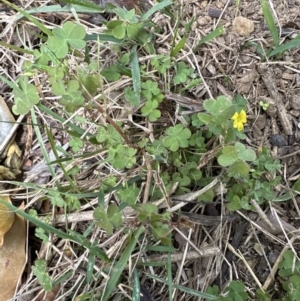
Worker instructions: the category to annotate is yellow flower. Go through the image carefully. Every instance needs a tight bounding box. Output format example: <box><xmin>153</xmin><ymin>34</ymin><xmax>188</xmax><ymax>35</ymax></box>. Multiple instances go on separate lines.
<box><xmin>231</xmin><ymin>110</ymin><xmax>247</xmax><ymax>131</ymax></box>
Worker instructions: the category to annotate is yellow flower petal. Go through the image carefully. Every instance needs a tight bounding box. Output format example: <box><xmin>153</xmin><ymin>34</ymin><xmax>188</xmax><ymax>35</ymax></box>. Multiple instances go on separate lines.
<box><xmin>231</xmin><ymin>112</ymin><xmax>239</xmax><ymax>121</ymax></box>
<box><xmin>237</xmin><ymin>122</ymin><xmax>244</xmax><ymax>131</ymax></box>
<box><xmin>239</xmin><ymin>110</ymin><xmax>247</xmax><ymax>123</ymax></box>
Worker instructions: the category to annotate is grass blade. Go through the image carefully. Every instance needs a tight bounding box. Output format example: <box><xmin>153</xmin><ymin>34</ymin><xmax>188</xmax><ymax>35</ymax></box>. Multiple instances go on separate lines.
<box><xmin>194</xmin><ymin>27</ymin><xmax>224</xmax><ymax>52</ymax></box>
<box><xmin>14</xmin><ymin>4</ymin><xmax>104</xmax><ymax>22</ymax></box>
<box><xmin>261</xmin><ymin>0</ymin><xmax>279</xmax><ymax>47</ymax></box>
<box><xmin>0</xmin><ymin>198</ymin><xmax>110</xmax><ymax>262</ymax></box>
<box><xmin>132</xmin><ymin>269</ymin><xmax>141</xmax><ymax>301</ymax></box>
<box><xmin>0</xmin><ymin>0</ymin><xmax>52</xmax><ymax>36</ymax></box>
<box><xmin>141</xmin><ymin>0</ymin><xmax>172</xmax><ymax>21</ymax></box>
<box><xmin>101</xmin><ymin>226</ymin><xmax>144</xmax><ymax>301</ymax></box>
<box><xmin>268</xmin><ymin>37</ymin><xmax>300</xmax><ymax>57</ymax></box>
<box><xmin>167</xmin><ymin>252</ymin><xmax>173</xmax><ymax>300</ymax></box>
<box><xmin>54</xmin><ymin>0</ymin><xmax>104</xmax><ymax>11</ymax></box>
<box><xmin>130</xmin><ymin>45</ymin><xmax>141</xmax><ymax>105</ymax></box>
<box><xmin>147</xmin><ymin>274</ymin><xmax>219</xmax><ymax>300</ymax></box>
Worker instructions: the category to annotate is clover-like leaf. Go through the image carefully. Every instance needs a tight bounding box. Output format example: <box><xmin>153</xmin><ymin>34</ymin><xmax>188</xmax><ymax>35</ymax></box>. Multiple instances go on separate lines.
<box><xmin>12</xmin><ymin>76</ymin><xmax>39</xmax><ymax>115</ymax></box>
<box><xmin>48</xmin><ymin>21</ymin><xmax>86</xmax><ymax>58</ymax></box>
<box><xmin>173</xmin><ymin>61</ymin><xmax>194</xmax><ymax>85</ymax></box>
<box><xmin>141</xmin><ymin>99</ymin><xmax>161</xmax><ymax>122</ymax></box>
<box><xmin>217</xmin><ymin>145</ymin><xmax>238</xmax><ymax>166</ymax></box>
<box><xmin>278</xmin><ymin>250</ymin><xmax>300</xmax><ymax>277</ymax></box>
<box><xmin>124</xmin><ymin>87</ymin><xmax>140</xmax><ymax>106</ymax></box>
<box><xmin>109</xmin><ymin>145</ymin><xmax>137</xmax><ymax>169</ymax></box>
<box><xmin>69</xmin><ymin>137</ymin><xmax>84</xmax><ymax>153</ymax></box>
<box><xmin>117</xmin><ymin>185</ymin><xmax>140</xmax><ymax>205</ymax></box>
<box><xmin>94</xmin><ymin>204</ymin><xmax>123</xmax><ymax>236</ymax></box>
<box><xmin>224</xmin><ymin>280</ymin><xmax>249</xmax><ymax>301</ymax></box>
<box><xmin>141</xmin><ymin>80</ymin><xmax>161</xmax><ymax>100</ymax></box>
<box><xmin>228</xmin><ymin>160</ymin><xmax>250</xmax><ymax>178</ymax></box>
<box><xmin>163</xmin><ymin>124</ymin><xmax>191</xmax><ymax>152</ymax></box>
<box><xmin>203</xmin><ymin>96</ymin><xmax>232</xmax><ymax>116</ymax></box>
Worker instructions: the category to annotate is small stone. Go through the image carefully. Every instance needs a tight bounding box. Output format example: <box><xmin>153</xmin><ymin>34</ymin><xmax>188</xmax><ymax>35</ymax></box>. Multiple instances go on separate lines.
<box><xmin>270</xmin><ymin>134</ymin><xmax>288</xmax><ymax>147</ymax></box>
<box><xmin>290</xmin><ymin>94</ymin><xmax>300</xmax><ymax>110</ymax></box>
<box><xmin>232</xmin><ymin>16</ymin><xmax>254</xmax><ymax>36</ymax></box>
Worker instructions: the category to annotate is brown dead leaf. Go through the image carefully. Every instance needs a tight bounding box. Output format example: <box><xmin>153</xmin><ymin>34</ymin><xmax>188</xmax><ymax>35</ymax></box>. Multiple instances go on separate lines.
<box><xmin>0</xmin><ymin>208</ymin><xmax>26</xmax><ymax>301</ymax></box>
<box><xmin>0</xmin><ymin>195</ymin><xmax>15</xmax><ymax>248</ymax></box>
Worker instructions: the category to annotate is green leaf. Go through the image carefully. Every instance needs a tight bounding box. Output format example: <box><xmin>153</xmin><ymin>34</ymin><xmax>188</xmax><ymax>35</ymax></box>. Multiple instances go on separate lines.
<box><xmin>228</xmin><ymin>160</ymin><xmax>250</xmax><ymax>178</ymax></box>
<box><xmin>217</xmin><ymin>146</ymin><xmax>238</xmax><ymax>166</ymax></box>
<box><xmin>268</xmin><ymin>37</ymin><xmax>300</xmax><ymax>58</ymax></box>
<box><xmin>132</xmin><ymin>269</ymin><xmax>140</xmax><ymax>301</ymax></box>
<box><xmin>238</xmin><ymin>149</ymin><xmax>256</xmax><ymax>162</ymax></box>
<box><xmin>203</xmin><ymin>96</ymin><xmax>232</xmax><ymax>116</ymax></box>
<box><xmin>292</xmin><ymin>178</ymin><xmax>300</xmax><ymax>192</ymax></box>
<box><xmin>130</xmin><ymin>45</ymin><xmax>141</xmax><ymax>105</ymax></box>
<box><xmin>124</xmin><ymin>87</ymin><xmax>140</xmax><ymax>106</ymax></box>
<box><xmin>115</xmin><ymin>26</ymin><xmax>127</xmax><ymax>39</ymax></box>
<box><xmin>48</xmin><ymin>191</ymin><xmax>65</xmax><ymax>207</ymax></box>
<box><xmin>163</xmin><ymin>124</ymin><xmax>191</xmax><ymax>152</ymax></box>
<box><xmin>117</xmin><ymin>185</ymin><xmax>140</xmax><ymax>205</ymax></box>
<box><xmin>101</xmin><ymin>226</ymin><xmax>144</xmax><ymax>301</ymax></box>
<box><xmin>48</xmin><ymin>21</ymin><xmax>86</xmax><ymax>58</ymax></box>
<box><xmin>141</xmin><ymin>0</ymin><xmax>172</xmax><ymax>21</ymax></box>
<box><xmin>59</xmin><ymin>22</ymin><xmax>85</xmax><ymax>47</ymax></box>
<box><xmin>194</xmin><ymin>26</ymin><xmax>224</xmax><ymax>51</ymax></box>
<box><xmin>227</xmin><ymin>195</ymin><xmax>243</xmax><ymax>211</ymax></box>
<box><xmin>173</xmin><ymin>61</ymin><xmax>194</xmax><ymax>85</ymax></box>
<box><xmin>79</xmin><ymin>70</ymin><xmax>102</xmax><ymax>96</ymax></box>
<box><xmin>141</xmin><ymin>80</ymin><xmax>161</xmax><ymax>100</ymax></box>
<box><xmin>101</xmin><ymin>65</ymin><xmax>121</xmax><ymax>82</ymax></box>
<box><xmin>32</xmin><ymin>259</ymin><xmax>53</xmax><ymax>292</ymax></box>
<box><xmin>94</xmin><ymin>204</ymin><xmax>123</xmax><ymax>236</ymax></box>
<box><xmin>224</xmin><ymin>281</ymin><xmax>249</xmax><ymax>301</ymax></box>
<box><xmin>256</xmin><ymin>288</ymin><xmax>271</xmax><ymax>301</ymax></box>
<box><xmin>278</xmin><ymin>250</ymin><xmax>300</xmax><ymax>277</ymax></box>
<box><xmin>12</xmin><ymin>76</ymin><xmax>40</xmax><ymax>115</ymax></box>
<box><xmin>197</xmin><ymin>113</ymin><xmax>213</xmax><ymax>125</ymax></box>
<box><xmin>127</xmin><ymin>23</ymin><xmax>142</xmax><ymax>39</ymax></box>
<box><xmin>261</xmin><ymin>0</ymin><xmax>279</xmax><ymax>47</ymax></box>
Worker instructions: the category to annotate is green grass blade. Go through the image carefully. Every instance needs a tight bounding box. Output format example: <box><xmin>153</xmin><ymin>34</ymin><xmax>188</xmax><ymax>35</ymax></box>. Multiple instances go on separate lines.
<box><xmin>171</xmin><ymin>36</ymin><xmax>187</xmax><ymax>57</ymax></box>
<box><xmin>0</xmin><ymin>198</ymin><xmax>110</xmax><ymax>262</ymax></box>
<box><xmin>171</xmin><ymin>18</ymin><xmax>194</xmax><ymax>57</ymax></box>
<box><xmin>0</xmin><ymin>40</ymin><xmax>34</xmax><ymax>55</ymax></box>
<box><xmin>194</xmin><ymin>27</ymin><xmax>224</xmax><ymax>52</ymax></box>
<box><xmin>147</xmin><ymin>274</ymin><xmax>219</xmax><ymax>300</ymax></box>
<box><xmin>55</xmin><ymin>0</ymin><xmax>104</xmax><ymax>11</ymax></box>
<box><xmin>14</xmin><ymin>4</ymin><xmax>104</xmax><ymax>22</ymax></box>
<box><xmin>101</xmin><ymin>226</ymin><xmax>144</xmax><ymax>301</ymax></box>
<box><xmin>37</xmin><ymin>103</ymin><xmax>88</xmax><ymax>136</ymax></box>
<box><xmin>261</xmin><ymin>0</ymin><xmax>279</xmax><ymax>47</ymax></box>
<box><xmin>31</xmin><ymin>109</ymin><xmax>56</xmax><ymax>178</ymax></box>
<box><xmin>87</xmin><ymin>253</ymin><xmax>95</xmax><ymax>283</ymax></box>
<box><xmin>167</xmin><ymin>252</ymin><xmax>173</xmax><ymax>300</ymax></box>
<box><xmin>84</xmin><ymin>34</ymin><xmax>122</xmax><ymax>43</ymax></box>
<box><xmin>0</xmin><ymin>74</ymin><xmax>20</xmax><ymax>90</ymax></box>
<box><xmin>130</xmin><ymin>45</ymin><xmax>141</xmax><ymax>105</ymax></box>
<box><xmin>0</xmin><ymin>0</ymin><xmax>52</xmax><ymax>36</ymax></box>
<box><xmin>141</xmin><ymin>0</ymin><xmax>172</xmax><ymax>21</ymax></box>
<box><xmin>268</xmin><ymin>37</ymin><xmax>300</xmax><ymax>57</ymax></box>
<box><xmin>132</xmin><ymin>269</ymin><xmax>140</xmax><ymax>301</ymax></box>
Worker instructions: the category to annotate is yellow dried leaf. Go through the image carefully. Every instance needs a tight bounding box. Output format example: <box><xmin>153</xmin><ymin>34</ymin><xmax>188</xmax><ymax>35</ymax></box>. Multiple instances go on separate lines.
<box><xmin>0</xmin><ymin>209</ymin><xmax>26</xmax><ymax>301</ymax></box>
<box><xmin>0</xmin><ymin>195</ymin><xmax>15</xmax><ymax>248</ymax></box>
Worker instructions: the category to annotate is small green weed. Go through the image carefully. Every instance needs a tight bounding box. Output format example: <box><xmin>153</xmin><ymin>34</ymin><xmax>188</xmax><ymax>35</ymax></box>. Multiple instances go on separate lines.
<box><xmin>1</xmin><ymin>0</ymin><xmax>297</xmax><ymax>300</ymax></box>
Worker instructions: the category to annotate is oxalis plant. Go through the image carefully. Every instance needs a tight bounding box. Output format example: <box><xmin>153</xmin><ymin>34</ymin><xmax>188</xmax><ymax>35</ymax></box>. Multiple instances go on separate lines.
<box><xmin>1</xmin><ymin>1</ymin><xmax>296</xmax><ymax>300</ymax></box>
